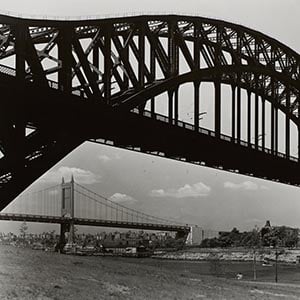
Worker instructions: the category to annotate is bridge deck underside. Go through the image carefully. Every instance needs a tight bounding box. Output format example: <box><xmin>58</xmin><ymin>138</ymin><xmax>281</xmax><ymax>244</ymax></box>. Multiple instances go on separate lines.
<box><xmin>0</xmin><ymin>75</ymin><xmax>299</xmax><ymax>210</ymax></box>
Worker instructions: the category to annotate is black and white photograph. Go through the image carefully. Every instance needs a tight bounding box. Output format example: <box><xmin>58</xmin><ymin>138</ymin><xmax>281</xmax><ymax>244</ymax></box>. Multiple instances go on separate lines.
<box><xmin>0</xmin><ymin>0</ymin><xmax>300</xmax><ymax>299</ymax></box>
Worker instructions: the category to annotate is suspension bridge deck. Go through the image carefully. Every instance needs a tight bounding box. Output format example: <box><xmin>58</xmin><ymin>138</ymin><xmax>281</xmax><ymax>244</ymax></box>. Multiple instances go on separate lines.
<box><xmin>0</xmin><ymin>213</ymin><xmax>190</xmax><ymax>233</ymax></box>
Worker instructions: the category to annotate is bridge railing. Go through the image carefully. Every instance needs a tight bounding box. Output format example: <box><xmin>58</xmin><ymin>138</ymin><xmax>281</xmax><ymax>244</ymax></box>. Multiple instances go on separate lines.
<box><xmin>131</xmin><ymin>108</ymin><xmax>299</xmax><ymax>163</ymax></box>
<box><xmin>0</xmin><ymin>64</ymin><xmax>15</xmax><ymax>76</ymax></box>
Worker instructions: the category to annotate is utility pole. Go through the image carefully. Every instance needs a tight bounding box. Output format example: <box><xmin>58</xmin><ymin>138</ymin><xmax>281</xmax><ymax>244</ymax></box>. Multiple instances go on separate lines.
<box><xmin>253</xmin><ymin>249</ymin><xmax>257</xmax><ymax>281</ymax></box>
<box><xmin>252</xmin><ymin>226</ymin><xmax>260</xmax><ymax>281</ymax></box>
<box><xmin>274</xmin><ymin>238</ymin><xmax>283</xmax><ymax>283</ymax></box>
<box><xmin>275</xmin><ymin>248</ymin><xmax>278</xmax><ymax>283</ymax></box>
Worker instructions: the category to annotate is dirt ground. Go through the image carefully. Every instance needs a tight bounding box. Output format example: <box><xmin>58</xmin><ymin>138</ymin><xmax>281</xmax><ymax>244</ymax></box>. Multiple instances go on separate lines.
<box><xmin>0</xmin><ymin>245</ymin><xmax>300</xmax><ymax>300</ymax></box>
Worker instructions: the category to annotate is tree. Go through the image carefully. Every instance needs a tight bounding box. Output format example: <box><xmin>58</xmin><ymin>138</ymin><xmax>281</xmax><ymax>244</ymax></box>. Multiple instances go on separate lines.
<box><xmin>242</xmin><ymin>228</ymin><xmax>260</xmax><ymax>248</ymax></box>
<box><xmin>218</xmin><ymin>228</ymin><xmax>241</xmax><ymax>247</ymax></box>
<box><xmin>285</xmin><ymin>231</ymin><xmax>299</xmax><ymax>248</ymax></box>
<box><xmin>19</xmin><ymin>221</ymin><xmax>28</xmax><ymax>240</ymax></box>
<box><xmin>200</xmin><ymin>238</ymin><xmax>221</xmax><ymax>248</ymax></box>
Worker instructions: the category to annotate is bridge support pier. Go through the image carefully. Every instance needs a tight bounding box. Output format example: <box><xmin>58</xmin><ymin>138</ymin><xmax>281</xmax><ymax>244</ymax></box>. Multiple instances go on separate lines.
<box><xmin>57</xmin><ymin>222</ymin><xmax>75</xmax><ymax>252</ymax></box>
<box><xmin>57</xmin><ymin>176</ymin><xmax>75</xmax><ymax>252</ymax></box>
<box><xmin>67</xmin><ymin>221</ymin><xmax>75</xmax><ymax>244</ymax></box>
<box><xmin>58</xmin><ymin>223</ymin><xmax>68</xmax><ymax>252</ymax></box>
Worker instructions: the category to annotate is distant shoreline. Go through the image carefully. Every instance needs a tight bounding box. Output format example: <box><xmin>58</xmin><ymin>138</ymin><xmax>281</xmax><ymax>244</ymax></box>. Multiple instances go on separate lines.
<box><xmin>152</xmin><ymin>248</ymin><xmax>300</xmax><ymax>264</ymax></box>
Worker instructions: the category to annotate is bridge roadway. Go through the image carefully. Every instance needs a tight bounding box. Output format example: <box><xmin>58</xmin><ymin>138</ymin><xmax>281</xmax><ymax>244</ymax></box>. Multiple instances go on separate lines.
<box><xmin>0</xmin><ymin>213</ymin><xmax>190</xmax><ymax>233</ymax></box>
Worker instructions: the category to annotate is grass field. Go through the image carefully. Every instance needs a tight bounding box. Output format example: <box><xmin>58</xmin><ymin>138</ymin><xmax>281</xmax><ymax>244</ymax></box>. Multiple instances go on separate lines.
<box><xmin>138</xmin><ymin>258</ymin><xmax>300</xmax><ymax>283</ymax></box>
<box><xmin>0</xmin><ymin>245</ymin><xmax>300</xmax><ymax>299</ymax></box>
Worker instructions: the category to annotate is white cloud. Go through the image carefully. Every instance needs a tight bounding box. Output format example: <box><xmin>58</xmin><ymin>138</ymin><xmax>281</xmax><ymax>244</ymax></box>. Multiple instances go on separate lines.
<box><xmin>151</xmin><ymin>189</ymin><xmax>166</xmax><ymax>197</ymax></box>
<box><xmin>41</xmin><ymin>166</ymin><xmax>100</xmax><ymax>185</ymax></box>
<box><xmin>109</xmin><ymin>193</ymin><xmax>137</xmax><ymax>203</ymax></box>
<box><xmin>224</xmin><ymin>181</ymin><xmax>268</xmax><ymax>191</ymax></box>
<box><xmin>97</xmin><ymin>153</ymin><xmax>121</xmax><ymax>162</ymax></box>
<box><xmin>97</xmin><ymin>154</ymin><xmax>112</xmax><ymax>163</ymax></box>
<box><xmin>150</xmin><ymin>182</ymin><xmax>211</xmax><ymax>198</ymax></box>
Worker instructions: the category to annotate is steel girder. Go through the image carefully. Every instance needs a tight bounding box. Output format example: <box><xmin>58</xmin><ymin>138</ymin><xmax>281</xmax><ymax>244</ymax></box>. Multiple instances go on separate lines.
<box><xmin>0</xmin><ymin>15</ymin><xmax>299</xmax><ymax>114</ymax></box>
<box><xmin>0</xmin><ymin>14</ymin><xmax>300</xmax><ymax>209</ymax></box>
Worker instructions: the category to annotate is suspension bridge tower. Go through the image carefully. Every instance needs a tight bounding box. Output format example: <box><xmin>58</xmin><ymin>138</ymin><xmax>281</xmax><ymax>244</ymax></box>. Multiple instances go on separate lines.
<box><xmin>59</xmin><ymin>175</ymin><xmax>75</xmax><ymax>250</ymax></box>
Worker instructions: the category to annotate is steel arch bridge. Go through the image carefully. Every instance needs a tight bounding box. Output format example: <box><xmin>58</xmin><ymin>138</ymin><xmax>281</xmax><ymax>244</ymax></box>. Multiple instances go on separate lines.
<box><xmin>0</xmin><ymin>13</ymin><xmax>300</xmax><ymax>210</ymax></box>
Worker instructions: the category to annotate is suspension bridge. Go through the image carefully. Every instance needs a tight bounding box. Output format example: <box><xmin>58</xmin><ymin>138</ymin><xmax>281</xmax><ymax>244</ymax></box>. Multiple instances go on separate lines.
<box><xmin>0</xmin><ymin>13</ymin><xmax>299</xmax><ymax>212</ymax></box>
<box><xmin>0</xmin><ymin>177</ymin><xmax>190</xmax><ymax>247</ymax></box>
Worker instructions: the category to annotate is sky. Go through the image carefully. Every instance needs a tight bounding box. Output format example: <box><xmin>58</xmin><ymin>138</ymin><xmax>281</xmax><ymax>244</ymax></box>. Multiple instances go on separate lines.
<box><xmin>1</xmin><ymin>0</ymin><xmax>300</xmax><ymax>234</ymax></box>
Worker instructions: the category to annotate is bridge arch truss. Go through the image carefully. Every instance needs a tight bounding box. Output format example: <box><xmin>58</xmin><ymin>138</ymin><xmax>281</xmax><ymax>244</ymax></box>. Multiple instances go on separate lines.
<box><xmin>0</xmin><ymin>14</ymin><xmax>300</xmax><ymax>209</ymax></box>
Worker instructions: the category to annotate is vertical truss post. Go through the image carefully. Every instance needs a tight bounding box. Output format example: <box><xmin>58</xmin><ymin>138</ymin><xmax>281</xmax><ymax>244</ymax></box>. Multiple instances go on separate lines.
<box><xmin>270</xmin><ymin>48</ymin><xmax>275</xmax><ymax>155</ymax></box>
<box><xmin>261</xmin><ymin>76</ymin><xmax>266</xmax><ymax>150</ymax></box>
<box><xmin>271</xmin><ymin>107</ymin><xmax>275</xmax><ymax>154</ymax></box>
<box><xmin>150</xmin><ymin>42</ymin><xmax>156</xmax><ymax>117</ymax></box>
<box><xmin>254</xmin><ymin>40</ymin><xmax>259</xmax><ymax>149</ymax></box>
<box><xmin>236</xmin><ymin>31</ymin><xmax>241</xmax><ymax>143</ymax></box>
<box><xmin>103</xmin><ymin>25</ymin><xmax>112</xmax><ymax>105</ymax></box>
<box><xmin>271</xmin><ymin>80</ymin><xmax>275</xmax><ymax>154</ymax></box>
<box><xmin>174</xmin><ymin>32</ymin><xmax>179</xmax><ymax>125</ymax></box>
<box><xmin>286</xmin><ymin>87</ymin><xmax>290</xmax><ymax>158</ymax></box>
<box><xmin>168</xmin><ymin>90</ymin><xmax>174</xmax><ymax>124</ymax></box>
<box><xmin>214</xmin><ymin>79</ymin><xmax>221</xmax><ymax>137</ymax></box>
<box><xmin>138</xmin><ymin>23</ymin><xmax>145</xmax><ymax>114</ymax></box>
<box><xmin>247</xmin><ymin>90</ymin><xmax>251</xmax><ymax>146</ymax></box>
<box><xmin>231</xmin><ymin>85</ymin><xmax>236</xmax><ymax>141</ymax></box>
<box><xmin>168</xmin><ymin>19</ymin><xmax>176</xmax><ymax>124</ymax></box>
<box><xmin>255</xmin><ymin>76</ymin><xmax>259</xmax><ymax>149</ymax></box>
<box><xmin>58</xmin><ymin>27</ymin><xmax>73</xmax><ymax>94</ymax></box>
<box><xmin>274</xmin><ymin>106</ymin><xmax>278</xmax><ymax>154</ymax></box>
<box><xmin>174</xmin><ymin>86</ymin><xmax>179</xmax><ymax>125</ymax></box>
<box><xmin>194</xmin><ymin>81</ymin><xmax>200</xmax><ymax>132</ymax></box>
<box><xmin>214</xmin><ymin>26</ymin><xmax>222</xmax><ymax>138</ymax></box>
<box><xmin>237</xmin><ymin>79</ymin><xmax>241</xmax><ymax>143</ymax></box>
<box><xmin>194</xmin><ymin>22</ymin><xmax>200</xmax><ymax>132</ymax></box>
<box><xmin>261</xmin><ymin>95</ymin><xmax>265</xmax><ymax>150</ymax></box>
<box><xmin>271</xmin><ymin>47</ymin><xmax>278</xmax><ymax>155</ymax></box>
